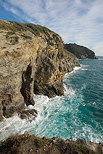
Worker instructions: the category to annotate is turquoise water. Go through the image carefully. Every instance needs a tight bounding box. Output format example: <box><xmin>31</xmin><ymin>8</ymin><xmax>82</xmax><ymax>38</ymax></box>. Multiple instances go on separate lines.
<box><xmin>25</xmin><ymin>57</ymin><xmax>103</xmax><ymax>143</ymax></box>
<box><xmin>0</xmin><ymin>57</ymin><xmax>103</xmax><ymax>142</ymax></box>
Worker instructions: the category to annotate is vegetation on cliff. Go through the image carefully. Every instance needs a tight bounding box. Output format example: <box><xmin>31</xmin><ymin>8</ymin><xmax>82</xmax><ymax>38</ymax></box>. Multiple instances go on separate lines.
<box><xmin>64</xmin><ymin>43</ymin><xmax>97</xmax><ymax>59</ymax></box>
<box><xmin>0</xmin><ymin>133</ymin><xmax>102</xmax><ymax>154</ymax></box>
<box><xmin>0</xmin><ymin>20</ymin><xmax>53</xmax><ymax>36</ymax></box>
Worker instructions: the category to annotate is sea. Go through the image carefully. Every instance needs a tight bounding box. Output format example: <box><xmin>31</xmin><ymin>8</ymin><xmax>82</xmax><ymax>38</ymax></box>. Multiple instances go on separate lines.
<box><xmin>0</xmin><ymin>56</ymin><xmax>103</xmax><ymax>143</ymax></box>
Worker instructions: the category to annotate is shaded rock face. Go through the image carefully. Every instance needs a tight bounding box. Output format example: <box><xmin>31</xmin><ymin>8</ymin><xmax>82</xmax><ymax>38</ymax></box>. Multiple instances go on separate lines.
<box><xmin>34</xmin><ymin>48</ymin><xmax>79</xmax><ymax>97</ymax></box>
<box><xmin>0</xmin><ymin>20</ymin><xmax>79</xmax><ymax>120</ymax></box>
<box><xmin>20</xmin><ymin>63</ymin><xmax>35</xmax><ymax>106</ymax></box>
<box><xmin>64</xmin><ymin>43</ymin><xmax>97</xmax><ymax>59</ymax></box>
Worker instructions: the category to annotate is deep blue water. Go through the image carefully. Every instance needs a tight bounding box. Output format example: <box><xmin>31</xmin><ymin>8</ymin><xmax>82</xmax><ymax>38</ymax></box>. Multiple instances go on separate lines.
<box><xmin>0</xmin><ymin>57</ymin><xmax>103</xmax><ymax>142</ymax></box>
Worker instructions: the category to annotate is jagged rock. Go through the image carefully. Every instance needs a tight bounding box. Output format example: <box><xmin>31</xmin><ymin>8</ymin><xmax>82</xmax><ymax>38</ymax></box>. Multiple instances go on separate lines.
<box><xmin>19</xmin><ymin>109</ymin><xmax>37</xmax><ymax>119</ymax></box>
<box><xmin>0</xmin><ymin>20</ymin><xmax>79</xmax><ymax>120</ymax></box>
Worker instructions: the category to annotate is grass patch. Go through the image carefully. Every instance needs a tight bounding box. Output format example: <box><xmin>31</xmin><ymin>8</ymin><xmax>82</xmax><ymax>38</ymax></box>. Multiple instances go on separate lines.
<box><xmin>49</xmin><ymin>42</ymin><xmax>54</xmax><ymax>46</ymax></box>
<box><xmin>49</xmin><ymin>37</ymin><xmax>53</xmax><ymax>40</ymax></box>
<box><xmin>21</xmin><ymin>34</ymin><xmax>32</xmax><ymax>39</ymax></box>
<box><xmin>6</xmin><ymin>31</ymin><xmax>15</xmax><ymax>36</ymax></box>
<box><xmin>34</xmin><ymin>138</ymin><xmax>45</xmax><ymax>148</ymax></box>
<box><xmin>0</xmin><ymin>20</ymin><xmax>58</xmax><ymax>40</ymax></box>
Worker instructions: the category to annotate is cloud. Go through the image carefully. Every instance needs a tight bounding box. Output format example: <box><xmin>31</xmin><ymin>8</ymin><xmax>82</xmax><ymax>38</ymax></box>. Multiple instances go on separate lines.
<box><xmin>1</xmin><ymin>0</ymin><xmax>103</xmax><ymax>55</ymax></box>
<box><xmin>93</xmin><ymin>42</ymin><xmax>103</xmax><ymax>56</ymax></box>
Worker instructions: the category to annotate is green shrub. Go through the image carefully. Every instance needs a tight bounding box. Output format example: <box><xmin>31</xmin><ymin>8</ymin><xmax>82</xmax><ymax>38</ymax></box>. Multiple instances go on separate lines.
<box><xmin>34</xmin><ymin>138</ymin><xmax>45</xmax><ymax>148</ymax></box>
<box><xmin>21</xmin><ymin>35</ymin><xmax>32</xmax><ymax>39</ymax></box>
<box><xmin>6</xmin><ymin>31</ymin><xmax>15</xmax><ymax>36</ymax></box>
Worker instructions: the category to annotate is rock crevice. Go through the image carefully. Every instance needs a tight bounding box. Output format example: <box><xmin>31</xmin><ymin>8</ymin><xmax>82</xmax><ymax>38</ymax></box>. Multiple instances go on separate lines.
<box><xmin>21</xmin><ymin>62</ymin><xmax>35</xmax><ymax>106</ymax></box>
<box><xmin>0</xmin><ymin>20</ymin><xmax>79</xmax><ymax>120</ymax></box>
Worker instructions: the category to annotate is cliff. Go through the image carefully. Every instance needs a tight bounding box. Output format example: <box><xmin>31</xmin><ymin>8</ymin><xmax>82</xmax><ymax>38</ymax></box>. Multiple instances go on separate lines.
<box><xmin>64</xmin><ymin>43</ymin><xmax>97</xmax><ymax>59</ymax></box>
<box><xmin>0</xmin><ymin>20</ymin><xmax>79</xmax><ymax>120</ymax></box>
<box><xmin>0</xmin><ymin>133</ymin><xmax>102</xmax><ymax>154</ymax></box>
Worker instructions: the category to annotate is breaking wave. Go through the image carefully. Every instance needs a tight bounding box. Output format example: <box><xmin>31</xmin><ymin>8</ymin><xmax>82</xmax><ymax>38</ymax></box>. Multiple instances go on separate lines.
<box><xmin>0</xmin><ymin>59</ymin><xmax>103</xmax><ymax>143</ymax></box>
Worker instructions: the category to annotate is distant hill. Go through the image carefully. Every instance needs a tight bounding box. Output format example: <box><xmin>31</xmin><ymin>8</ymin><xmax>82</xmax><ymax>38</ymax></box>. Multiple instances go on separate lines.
<box><xmin>64</xmin><ymin>43</ymin><xmax>97</xmax><ymax>59</ymax></box>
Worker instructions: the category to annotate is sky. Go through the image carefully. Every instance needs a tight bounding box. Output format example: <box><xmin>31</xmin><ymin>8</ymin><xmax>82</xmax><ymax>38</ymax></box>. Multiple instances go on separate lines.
<box><xmin>0</xmin><ymin>0</ymin><xmax>103</xmax><ymax>56</ymax></box>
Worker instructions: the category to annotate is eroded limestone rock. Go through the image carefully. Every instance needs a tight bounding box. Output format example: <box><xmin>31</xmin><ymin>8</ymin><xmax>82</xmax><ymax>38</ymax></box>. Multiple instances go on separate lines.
<box><xmin>0</xmin><ymin>20</ymin><xmax>79</xmax><ymax>120</ymax></box>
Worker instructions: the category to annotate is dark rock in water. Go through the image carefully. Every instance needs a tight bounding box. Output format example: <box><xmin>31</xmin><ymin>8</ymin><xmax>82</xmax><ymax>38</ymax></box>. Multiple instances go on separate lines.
<box><xmin>1</xmin><ymin>95</ymin><xmax>24</xmax><ymax>118</ymax></box>
<box><xmin>64</xmin><ymin>43</ymin><xmax>97</xmax><ymax>59</ymax></box>
<box><xmin>0</xmin><ymin>20</ymin><xmax>79</xmax><ymax>120</ymax></box>
<box><xmin>0</xmin><ymin>133</ymin><xmax>102</xmax><ymax>154</ymax></box>
<box><xmin>19</xmin><ymin>109</ymin><xmax>38</xmax><ymax>120</ymax></box>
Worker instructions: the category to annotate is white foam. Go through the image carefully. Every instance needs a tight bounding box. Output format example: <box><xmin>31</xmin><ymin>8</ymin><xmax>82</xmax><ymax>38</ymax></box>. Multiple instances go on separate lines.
<box><xmin>32</xmin><ymin>94</ymin><xmax>51</xmax><ymax>123</ymax></box>
<box><xmin>64</xmin><ymin>67</ymin><xmax>81</xmax><ymax>79</ymax></box>
<box><xmin>0</xmin><ymin>62</ymin><xmax>102</xmax><ymax>143</ymax></box>
<box><xmin>70</xmin><ymin>66</ymin><xmax>81</xmax><ymax>74</ymax></box>
<box><xmin>81</xmin><ymin>68</ymin><xmax>88</xmax><ymax>70</ymax></box>
<box><xmin>73</xmin><ymin>66</ymin><xmax>81</xmax><ymax>71</ymax></box>
<box><xmin>0</xmin><ymin>114</ymin><xmax>27</xmax><ymax>141</ymax></box>
<box><xmin>0</xmin><ymin>91</ymin><xmax>102</xmax><ymax>143</ymax></box>
<box><xmin>63</xmin><ymin>66</ymin><xmax>81</xmax><ymax>98</ymax></box>
<box><xmin>64</xmin><ymin>84</ymin><xmax>75</xmax><ymax>98</ymax></box>
<box><xmin>34</xmin><ymin>94</ymin><xmax>50</xmax><ymax>105</ymax></box>
<box><xmin>27</xmin><ymin>105</ymin><xmax>34</xmax><ymax>110</ymax></box>
<box><xmin>80</xmin><ymin>64</ymin><xmax>89</xmax><ymax>71</ymax></box>
<box><xmin>33</xmin><ymin>95</ymin><xmax>50</xmax><ymax>113</ymax></box>
<box><xmin>80</xmin><ymin>64</ymin><xmax>88</xmax><ymax>67</ymax></box>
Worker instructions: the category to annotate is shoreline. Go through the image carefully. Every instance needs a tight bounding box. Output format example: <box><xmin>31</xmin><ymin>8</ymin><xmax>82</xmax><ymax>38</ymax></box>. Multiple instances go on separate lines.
<box><xmin>0</xmin><ymin>64</ymin><xmax>102</xmax><ymax>144</ymax></box>
<box><xmin>0</xmin><ymin>66</ymin><xmax>80</xmax><ymax>142</ymax></box>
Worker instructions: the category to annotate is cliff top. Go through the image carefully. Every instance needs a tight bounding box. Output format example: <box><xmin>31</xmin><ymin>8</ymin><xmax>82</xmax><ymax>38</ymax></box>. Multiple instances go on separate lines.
<box><xmin>0</xmin><ymin>19</ymin><xmax>52</xmax><ymax>34</ymax></box>
<box><xmin>0</xmin><ymin>19</ymin><xmax>62</xmax><ymax>41</ymax></box>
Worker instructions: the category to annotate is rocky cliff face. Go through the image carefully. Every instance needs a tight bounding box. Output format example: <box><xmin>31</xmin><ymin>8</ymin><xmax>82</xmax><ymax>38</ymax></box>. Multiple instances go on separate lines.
<box><xmin>64</xmin><ymin>43</ymin><xmax>97</xmax><ymax>59</ymax></box>
<box><xmin>0</xmin><ymin>20</ymin><xmax>79</xmax><ymax>120</ymax></box>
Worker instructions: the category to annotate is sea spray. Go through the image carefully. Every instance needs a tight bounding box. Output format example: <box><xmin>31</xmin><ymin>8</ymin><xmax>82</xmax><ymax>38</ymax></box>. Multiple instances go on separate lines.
<box><xmin>30</xmin><ymin>62</ymin><xmax>103</xmax><ymax>142</ymax></box>
<box><xmin>0</xmin><ymin>114</ymin><xmax>26</xmax><ymax>141</ymax></box>
<box><xmin>0</xmin><ymin>59</ymin><xmax>103</xmax><ymax>143</ymax></box>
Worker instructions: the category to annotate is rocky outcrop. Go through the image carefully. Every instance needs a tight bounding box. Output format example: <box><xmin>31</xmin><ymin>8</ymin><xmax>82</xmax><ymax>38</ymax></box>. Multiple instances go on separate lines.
<box><xmin>64</xmin><ymin>43</ymin><xmax>97</xmax><ymax>59</ymax></box>
<box><xmin>0</xmin><ymin>133</ymin><xmax>102</xmax><ymax>154</ymax></box>
<box><xmin>0</xmin><ymin>20</ymin><xmax>79</xmax><ymax>120</ymax></box>
<box><xmin>34</xmin><ymin>49</ymin><xmax>79</xmax><ymax>97</ymax></box>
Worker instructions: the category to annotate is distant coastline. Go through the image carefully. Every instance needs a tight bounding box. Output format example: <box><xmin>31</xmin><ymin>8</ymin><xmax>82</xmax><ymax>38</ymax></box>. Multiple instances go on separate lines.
<box><xmin>64</xmin><ymin>43</ymin><xmax>97</xmax><ymax>59</ymax></box>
